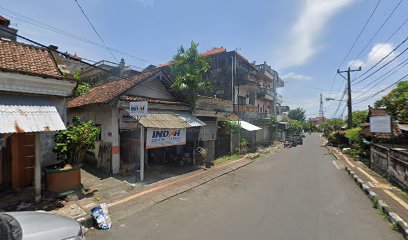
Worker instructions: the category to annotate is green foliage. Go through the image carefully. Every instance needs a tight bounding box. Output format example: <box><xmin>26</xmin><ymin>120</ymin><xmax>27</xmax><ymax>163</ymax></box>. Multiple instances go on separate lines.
<box><xmin>320</xmin><ymin>118</ymin><xmax>345</xmax><ymax>134</ymax></box>
<box><xmin>346</xmin><ymin>110</ymin><xmax>368</xmax><ymax>128</ymax></box>
<box><xmin>53</xmin><ymin>116</ymin><xmax>100</xmax><ymax>166</ymax></box>
<box><xmin>375</xmin><ymin>81</ymin><xmax>408</xmax><ymax>122</ymax></box>
<box><xmin>345</xmin><ymin>127</ymin><xmax>362</xmax><ymax>142</ymax></box>
<box><xmin>288</xmin><ymin>119</ymin><xmax>303</xmax><ymax>134</ymax></box>
<box><xmin>270</xmin><ymin>115</ymin><xmax>278</xmax><ymax>128</ymax></box>
<box><xmin>75</xmin><ymin>82</ymin><xmax>91</xmax><ymax>97</ymax></box>
<box><xmin>223</xmin><ymin>121</ymin><xmax>239</xmax><ymax>134</ymax></box>
<box><xmin>214</xmin><ymin>154</ymin><xmax>240</xmax><ymax>165</ymax></box>
<box><xmin>288</xmin><ymin>108</ymin><xmax>306</xmax><ymax>122</ymax></box>
<box><xmin>170</xmin><ymin>41</ymin><xmax>212</xmax><ymax>109</ymax></box>
<box><xmin>303</xmin><ymin>122</ymin><xmax>315</xmax><ymax>132</ymax></box>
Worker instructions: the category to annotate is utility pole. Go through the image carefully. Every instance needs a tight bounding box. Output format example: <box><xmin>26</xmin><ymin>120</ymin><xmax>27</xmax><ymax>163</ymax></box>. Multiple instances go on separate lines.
<box><xmin>337</xmin><ymin>66</ymin><xmax>361</xmax><ymax>129</ymax></box>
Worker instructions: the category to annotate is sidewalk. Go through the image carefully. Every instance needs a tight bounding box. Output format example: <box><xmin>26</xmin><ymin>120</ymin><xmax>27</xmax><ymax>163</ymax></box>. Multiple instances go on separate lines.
<box><xmin>53</xmin><ymin>144</ymin><xmax>282</xmax><ymax>227</ymax></box>
<box><xmin>327</xmin><ymin>144</ymin><xmax>408</xmax><ymax>238</ymax></box>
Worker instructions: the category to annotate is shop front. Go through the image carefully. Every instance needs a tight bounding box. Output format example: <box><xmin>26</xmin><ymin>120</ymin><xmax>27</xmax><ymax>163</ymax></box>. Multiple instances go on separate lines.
<box><xmin>119</xmin><ymin>110</ymin><xmax>205</xmax><ymax>182</ymax></box>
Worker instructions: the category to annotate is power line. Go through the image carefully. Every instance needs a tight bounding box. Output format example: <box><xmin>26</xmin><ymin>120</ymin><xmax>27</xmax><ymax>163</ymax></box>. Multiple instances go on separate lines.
<box><xmin>338</xmin><ymin>0</ymin><xmax>382</xmax><ymax>69</ymax></box>
<box><xmin>349</xmin><ymin>0</ymin><xmax>404</xmax><ymax>68</ymax></box>
<box><xmin>353</xmin><ymin>39</ymin><xmax>408</xmax><ymax>85</ymax></box>
<box><xmin>73</xmin><ymin>0</ymin><xmax>117</xmax><ymax>61</ymax></box>
<box><xmin>0</xmin><ymin>7</ymin><xmax>150</xmax><ymax>63</ymax></box>
<box><xmin>363</xmin><ymin>10</ymin><xmax>408</xmax><ymax>68</ymax></box>
<box><xmin>353</xmin><ymin>56</ymin><xmax>408</xmax><ymax>97</ymax></box>
<box><xmin>327</xmin><ymin>0</ymin><xmax>381</xmax><ymax>117</ymax></box>
<box><xmin>354</xmin><ymin>72</ymin><xmax>408</xmax><ymax>104</ymax></box>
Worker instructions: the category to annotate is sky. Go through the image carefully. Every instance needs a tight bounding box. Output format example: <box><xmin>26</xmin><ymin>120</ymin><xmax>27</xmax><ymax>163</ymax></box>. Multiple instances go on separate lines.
<box><xmin>2</xmin><ymin>0</ymin><xmax>408</xmax><ymax>119</ymax></box>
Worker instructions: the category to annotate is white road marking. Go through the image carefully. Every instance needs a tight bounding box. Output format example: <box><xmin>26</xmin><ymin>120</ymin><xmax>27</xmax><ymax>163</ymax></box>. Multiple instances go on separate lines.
<box><xmin>332</xmin><ymin>160</ymin><xmax>341</xmax><ymax>170</ymax></box>
<box><xmin>368</xmin><ymin>182</ymin><xmax>375</xmax><ymax>188</ymax></box>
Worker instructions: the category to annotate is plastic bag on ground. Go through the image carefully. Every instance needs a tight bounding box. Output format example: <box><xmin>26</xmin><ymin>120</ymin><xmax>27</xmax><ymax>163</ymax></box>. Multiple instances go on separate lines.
<box><xmin>91</xmin><ymin>203</ymin><xmax>112</xmax><ymax>230</ymax></box>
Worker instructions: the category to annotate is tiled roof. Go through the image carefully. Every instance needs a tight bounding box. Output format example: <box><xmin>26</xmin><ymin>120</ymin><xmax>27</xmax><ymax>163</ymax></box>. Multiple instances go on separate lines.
<box><xmin>121</xmin><ymin>95</ymin><xmax>186</xmax><ymax>106</ymax></box>
<box><xmin>201</xmin><ymin>47</ymin><xmax>226</xmax><ymax>56</ymax></box>
<box><xmin>68</xmin><ymin>70</ymin><xmax>159</xmax><ymax>108</ymax></box>
<box><xmin>0</xmin><ymin>39</ymin><xmax>63</xmax><ymax>79</ymax></box>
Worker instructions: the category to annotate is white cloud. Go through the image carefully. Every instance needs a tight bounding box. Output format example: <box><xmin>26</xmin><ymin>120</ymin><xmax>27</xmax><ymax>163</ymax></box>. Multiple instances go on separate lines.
<box><xmin>281</xmin><ymin>72</ymin><xmax>313</xmax><ymax>81</ymax></box>
<box><xmin>348</xmin><ymin>43</ymin><xmax>396</xmax><ymax>68</ymax></box>
<box><xmin>279</xmin><ymin>0</ymin><xmax>355</xmax><ymax>68</ymax></box>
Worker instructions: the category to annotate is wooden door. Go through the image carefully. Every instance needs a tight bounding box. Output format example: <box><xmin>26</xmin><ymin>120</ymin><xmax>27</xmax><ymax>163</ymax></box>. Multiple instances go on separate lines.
<box><xmin>0</xmin><ymin>136</ymin><xmax>12</xmax><ymax>188</ymax></box>
<box><xmin>11</xmin><ymin>133</ymin><xmax>35</xmax><ymax>189</ymax></box>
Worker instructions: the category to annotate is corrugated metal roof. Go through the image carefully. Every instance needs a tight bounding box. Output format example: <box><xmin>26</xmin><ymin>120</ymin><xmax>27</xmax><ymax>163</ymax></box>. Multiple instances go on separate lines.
<box><xmin>175</xmin><ymin>112</ymin><xmax>206</xmax><ymax>127</ymax></box>
<box><xmin>0</xmin><ymin>95</ymin><xmax>66</xmax><ymax>133</ymax></box>
<box><xmin>139</xmin><ymin>113</ymin><xmax>191</xmax><ymax>129</ymax></box>
<box><xmin>399</xmin><ymin>124</ymin><xmax>408</xmax><ymax>132</ymax></box>
<box><xmin>234</xmin><ymin>120</ymin><xmax>262</xmax><ymax>131</ymax></box>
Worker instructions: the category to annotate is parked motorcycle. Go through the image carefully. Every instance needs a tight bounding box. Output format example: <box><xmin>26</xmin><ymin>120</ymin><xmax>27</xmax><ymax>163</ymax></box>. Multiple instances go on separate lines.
<box><xmin>284</xmin><ymin>140</ymin><xmax>293</xmax><ymax>148</ymax></box>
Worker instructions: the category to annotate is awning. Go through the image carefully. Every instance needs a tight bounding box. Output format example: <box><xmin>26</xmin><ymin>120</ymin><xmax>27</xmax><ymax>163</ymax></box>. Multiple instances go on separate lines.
<box><xmin>234</xmin><ymin>120</ymin><xmax>261</xmax><ymax>131</ymax></box>
<box><xmin>0</xmin><ymin>95</ymin><xmax>66</xmax><ymax>133</ymax></box>
<box><xmin>175</xmin><ymin>112</ymin><xmax>206</xmax><ymax>127</ymax></box>
<box><xmin>138</xmin><ymin>112</ymin><xmax>205</xmax><ymax>129</ymax></box>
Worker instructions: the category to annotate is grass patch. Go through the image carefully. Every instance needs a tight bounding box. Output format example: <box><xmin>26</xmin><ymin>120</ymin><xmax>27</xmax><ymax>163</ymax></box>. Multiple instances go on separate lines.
<box><xmin>213</xmin><ymin>154</ymin><xmax>241</xmax><ymax>165</ymax></box>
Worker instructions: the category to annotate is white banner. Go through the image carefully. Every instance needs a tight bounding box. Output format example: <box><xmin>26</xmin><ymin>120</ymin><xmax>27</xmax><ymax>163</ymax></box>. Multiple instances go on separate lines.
<box><xmin>370</xmin><ymin>115</ymin><xmax>392</xmax><ymax>133</ymax></box>
<box><xmin>129</xmin><ymin>101</ymin><xmax>148</xmax><ymax>116</ymax></box>
<box><xmin>146</xmin><ymin>128</ymin><xmax>186</xmax><ymax>149</ymax></box>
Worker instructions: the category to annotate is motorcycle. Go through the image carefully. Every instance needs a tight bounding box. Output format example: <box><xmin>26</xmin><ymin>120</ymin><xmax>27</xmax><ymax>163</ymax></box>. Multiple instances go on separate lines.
<box><xmin>284</xmin><ymin>140</ymin><xmax>293</xmax><ymax>148</ymax></box>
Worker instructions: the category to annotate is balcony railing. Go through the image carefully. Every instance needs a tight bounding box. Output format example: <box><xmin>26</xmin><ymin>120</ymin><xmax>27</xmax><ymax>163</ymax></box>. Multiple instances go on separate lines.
<box><xmin>276</xmin><ymin>93</ymin><xmax>283</xmax><ymax>104</ymax></box>
<box><xmin>257</xmin><ymin>88</ymin><xmax>274</xmax><ymax>101</ymax></box>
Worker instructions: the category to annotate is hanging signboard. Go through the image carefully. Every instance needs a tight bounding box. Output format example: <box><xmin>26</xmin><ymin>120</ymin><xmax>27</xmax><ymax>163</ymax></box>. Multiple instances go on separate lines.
<box><xmin>129</xmin><ymin>101</ymin><xmax>148</xmax><ymax>117</ymax></box>
<box><xmin>370</xmin><ymin>115</ymin><xmax>392</xmax><ymax>133</ymax></box>
<box><xmin>146</xmin><ymin>128</ymin><xmax>186</xmax><ymax>149</ymax></box>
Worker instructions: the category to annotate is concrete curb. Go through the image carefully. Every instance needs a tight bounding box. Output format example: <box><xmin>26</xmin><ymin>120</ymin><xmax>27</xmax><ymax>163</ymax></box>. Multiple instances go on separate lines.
<box><xmin>345</xmin><ymin>166</ymin><xmax>408</xmax><ymax>239</ymax></box>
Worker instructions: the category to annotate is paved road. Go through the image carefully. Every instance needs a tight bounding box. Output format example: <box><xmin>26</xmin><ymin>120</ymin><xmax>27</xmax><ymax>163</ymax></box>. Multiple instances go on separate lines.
<box><xmin>87</xmin><ymin>134</ymin><xmax>401</xmax><ymax>240</ymax></box>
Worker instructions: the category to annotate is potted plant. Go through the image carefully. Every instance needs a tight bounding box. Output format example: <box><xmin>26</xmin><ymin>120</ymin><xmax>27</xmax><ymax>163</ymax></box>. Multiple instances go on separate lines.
<box><xmin>44</xmin><ymin>116</ymin><xmax>100</xmax><ymax>193</ymax></box>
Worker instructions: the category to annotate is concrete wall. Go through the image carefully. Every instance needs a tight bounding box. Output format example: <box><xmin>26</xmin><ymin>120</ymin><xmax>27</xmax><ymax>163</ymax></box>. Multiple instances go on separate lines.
<box><xmin>371</xmin><ymin>144</ymin><xmax>408</xmax><ymax>190</ymax></box>
<box><xmin>40</xmin><ymin>96</ymin><xmax>68</xmax><ymax>167</ymax></box>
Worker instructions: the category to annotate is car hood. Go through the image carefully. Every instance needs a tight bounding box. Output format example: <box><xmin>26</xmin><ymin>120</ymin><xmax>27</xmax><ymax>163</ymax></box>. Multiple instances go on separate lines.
<box><xmin>6</xmin><ymin>211</ymin><xmax>80</xmax><ymax>240</ymax></box>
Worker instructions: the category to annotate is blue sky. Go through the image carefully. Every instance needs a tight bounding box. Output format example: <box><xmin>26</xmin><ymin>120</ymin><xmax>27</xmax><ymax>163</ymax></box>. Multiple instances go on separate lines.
<box><xmin>2</xmin><ymin>0</ymin><xmax>408</xmax><ymax>118</ymax></box>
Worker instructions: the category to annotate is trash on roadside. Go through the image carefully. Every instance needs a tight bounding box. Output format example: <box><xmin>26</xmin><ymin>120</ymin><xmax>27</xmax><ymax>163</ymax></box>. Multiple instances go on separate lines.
<box><xmin>91</xmin><ymin>203</ymin><xmax>112</xmax><ymax>230</ymax></box>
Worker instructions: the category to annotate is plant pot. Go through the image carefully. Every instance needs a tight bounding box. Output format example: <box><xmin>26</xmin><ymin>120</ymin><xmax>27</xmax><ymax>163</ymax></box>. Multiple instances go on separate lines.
<box><xmin>44</xmin><ymin>165</ymin><xmax>81</xmax><ymax>193</ymax></box>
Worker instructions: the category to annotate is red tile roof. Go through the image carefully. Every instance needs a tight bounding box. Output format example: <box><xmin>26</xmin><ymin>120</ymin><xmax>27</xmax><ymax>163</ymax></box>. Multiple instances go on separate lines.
<box><xmin>0</xmin><ymin>39</ymin><xmax>63</xmax><ymax>79</ymax></box>
<box><xmin>68</xmin><ymin>70</ymin><xmax>159</xmax><ymax>108</ymax></box>
<box><xmin>201</xmin><ymin>47</ymin><xmax>226</xmax><ymax>56</ymax></box>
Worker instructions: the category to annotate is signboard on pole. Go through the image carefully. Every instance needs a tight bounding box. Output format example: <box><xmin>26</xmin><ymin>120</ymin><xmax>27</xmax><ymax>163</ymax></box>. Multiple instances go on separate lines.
<box><xmin>146</xmin><ymin>128</ymin><xmax>186</xmax><ymax>149</ymax></box>
<box><xmin>370</xmin><ymin>115</ymin><xmax>392</xmax><ymax>133</ymax></box>
<box><xmin>129</xmin><ymin>101</ymin><xmax>148</xmax><ymax>116</ymax></box>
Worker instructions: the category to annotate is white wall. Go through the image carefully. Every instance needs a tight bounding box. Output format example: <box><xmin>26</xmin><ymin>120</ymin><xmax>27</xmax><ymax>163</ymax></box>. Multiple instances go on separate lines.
<box><xmin>126</xmin><ymin>76</ymin><xmax>176</xmax><ymax>100</ymax></box>
<box><xmin>68</xmin><ymin>105</ymin><xmax>121</xmax><ymax>173</ymax></box>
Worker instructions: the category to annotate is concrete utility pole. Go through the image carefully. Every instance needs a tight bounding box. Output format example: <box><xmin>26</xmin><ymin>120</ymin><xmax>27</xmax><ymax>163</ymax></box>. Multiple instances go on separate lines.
<box><xmin>337</xmin><ymin>67</ymin><xmax>361</xmax><ymax>129</ymax></box>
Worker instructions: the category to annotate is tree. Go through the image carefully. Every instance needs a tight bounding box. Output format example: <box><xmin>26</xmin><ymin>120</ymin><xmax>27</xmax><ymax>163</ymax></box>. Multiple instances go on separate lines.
<box><xmin>288</xmin><ymin>108</ymin><xmax>306</xmax><ymax>122</ymax></box>
<box><xmin>288</xmin><ymin>119</ymin><xmax>303</xmax><ymax>135</ymax></box>
<box><xmin>375</xmin><ymin>81</ymin><xmax>408</xmax><ymax>122</ymax></box>
<box><xmin>320</xmin><ymin>118</ymin><xmax>345</xmax><ymax>134</ymax></box>
<box><xmin>170</xmin><ymin>41</ymin><xmax>212</xmax><ymax>110</ymax></box>
<box><xmin>346</xmin><ymin>110</ymin><xmax>368</xmax><ymax>128</ymax></box>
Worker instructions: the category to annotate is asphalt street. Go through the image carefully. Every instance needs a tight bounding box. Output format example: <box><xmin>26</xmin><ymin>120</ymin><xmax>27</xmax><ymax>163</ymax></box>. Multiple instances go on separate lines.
<box><xmin>87</xmin><ymin>134</ymin><xmax>401</xmax><ymax>240</ymax></box>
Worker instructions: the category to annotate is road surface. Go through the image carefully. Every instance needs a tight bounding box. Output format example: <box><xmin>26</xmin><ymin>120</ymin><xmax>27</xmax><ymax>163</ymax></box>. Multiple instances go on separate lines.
<box><xmin>87</xmin><ymin>134</ymin><xmax>400</xmax><ymax>240</ymax></box>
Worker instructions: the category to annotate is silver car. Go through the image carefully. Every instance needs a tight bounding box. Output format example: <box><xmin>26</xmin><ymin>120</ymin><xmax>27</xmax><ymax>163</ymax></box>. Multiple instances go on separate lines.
<box><xmin>0</xmin><ymin>211</ymin><xmax>85</xmax><ymax>240</ymax></box>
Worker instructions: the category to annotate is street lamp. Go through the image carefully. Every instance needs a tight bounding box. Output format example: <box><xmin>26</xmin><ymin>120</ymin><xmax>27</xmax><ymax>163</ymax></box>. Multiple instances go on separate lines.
<box><xmin>325</xmin><ymin>97</ymin><xmax>346</xmax><ymax>102</ymax></box>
